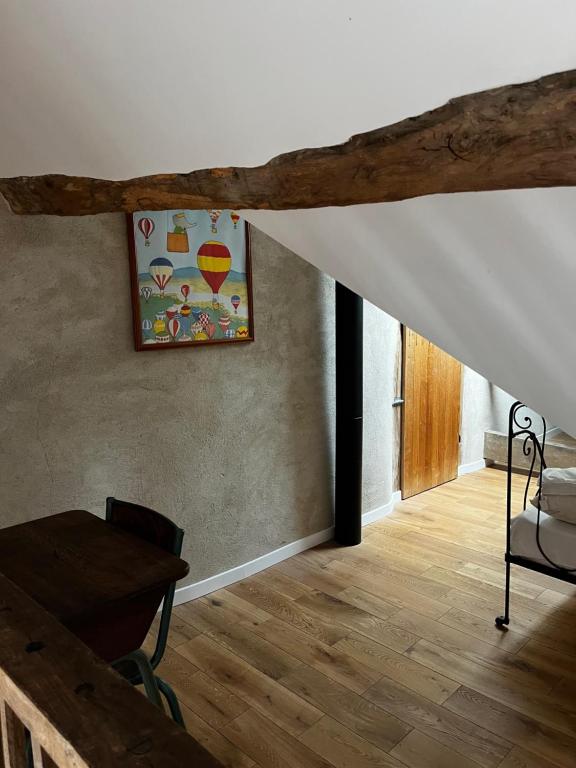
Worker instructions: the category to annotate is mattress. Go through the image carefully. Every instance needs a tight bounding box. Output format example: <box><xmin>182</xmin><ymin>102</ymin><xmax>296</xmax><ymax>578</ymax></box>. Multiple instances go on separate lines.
<box><xmin>510</xmin><ymin>504</ymin><xmax>576</xmax><ymax>570</ymax></box>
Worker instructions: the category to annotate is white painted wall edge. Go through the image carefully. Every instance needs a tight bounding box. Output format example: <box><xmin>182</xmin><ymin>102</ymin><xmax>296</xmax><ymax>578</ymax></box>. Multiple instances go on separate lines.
<box><xmin>458</xmin><ymin>459</ymin><xmax>487</xmax><ymax>476</ymax></box>
<box><xmin>174</xmin><ymin>492</ymin><xmax>402</xmax><ymax>606</ymax></box>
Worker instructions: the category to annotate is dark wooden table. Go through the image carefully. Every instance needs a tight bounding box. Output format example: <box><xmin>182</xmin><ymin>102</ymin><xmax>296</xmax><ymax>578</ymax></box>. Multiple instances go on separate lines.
<box><xmin>0</xmin><ymin>510</ymin><xmax>189</xmax><ymax>660</ymax></box>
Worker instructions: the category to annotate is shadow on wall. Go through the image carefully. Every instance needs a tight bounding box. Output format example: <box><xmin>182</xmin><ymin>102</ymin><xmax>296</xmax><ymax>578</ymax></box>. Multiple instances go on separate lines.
<box><xmin>0</xmin><ymin>204</ymin><xmax>335</xmax><ymax>585</ymax></box>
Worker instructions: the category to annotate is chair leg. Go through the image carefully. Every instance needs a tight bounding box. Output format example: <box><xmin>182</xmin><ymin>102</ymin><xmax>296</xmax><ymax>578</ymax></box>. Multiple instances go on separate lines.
<box><xmin>157</xmin><ymin>676</ymin><xmax>185</xmax><ymax>728</ymax></box>
<box><xmin>25</xmin><ymin>730</ymin><xmax>33</xmax><ymax>768</ymax></box>
<box><xmin>116</xmin><ymin>649</ymin><xmax>163</xmax><ymax>709</ymax></box>
<box><xmin>495</xmin><ymin>558</ymin><xmax>511</xmax><ymax>629</ymax></box>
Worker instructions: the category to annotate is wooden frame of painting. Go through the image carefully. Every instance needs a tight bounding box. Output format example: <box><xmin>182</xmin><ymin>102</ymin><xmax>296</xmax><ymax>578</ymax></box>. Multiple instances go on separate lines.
<box><xmin>127</xmin><ymin>211</ymin><xmax>254</xmax><ymax>351</ymax></box>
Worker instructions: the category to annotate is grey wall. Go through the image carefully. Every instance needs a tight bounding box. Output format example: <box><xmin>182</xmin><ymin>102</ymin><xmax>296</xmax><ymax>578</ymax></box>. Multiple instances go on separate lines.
<box><xmin>459</xmin><ymin>366</ymin><xmax>542</xmax><ymax>466</ymax></box>
<box><xmin>363</xmin><ymin>303</ymin><xmax>401</xmax><ymax>511</ymax></box>
<box><xmin>1</xmin><ymin>200</ymin><xmax>510</xmax><ymax>589</ymax></box>
<box><xmin>0</xmin><ymin>205</ymin><xmax>338</xmax><ymax>585</ymax></box>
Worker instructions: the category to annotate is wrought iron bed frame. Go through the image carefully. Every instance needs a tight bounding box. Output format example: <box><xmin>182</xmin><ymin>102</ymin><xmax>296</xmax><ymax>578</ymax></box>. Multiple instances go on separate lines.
<box><xmin>496</xmin><ymin>401</ymin><xmax>576</xmax><ymax>629</ymax></box>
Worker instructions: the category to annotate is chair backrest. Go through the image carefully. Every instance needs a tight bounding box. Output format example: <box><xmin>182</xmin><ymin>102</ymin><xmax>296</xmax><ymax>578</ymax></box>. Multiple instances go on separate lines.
<box><xmin>105</xmin><ymin>497</ymin><xmax>184</xmax><ymax>668</ymax></box>
<box><xmin>105</xmin><ymin>497</ymin><xmax>183</xmax><ymax>556</ymax></box>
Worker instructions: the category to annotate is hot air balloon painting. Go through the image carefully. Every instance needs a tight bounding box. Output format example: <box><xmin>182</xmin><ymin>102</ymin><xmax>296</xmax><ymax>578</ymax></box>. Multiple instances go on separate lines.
<box><xmin>208</xmin><ymin>209</ymin><xmax>222</xmax><ymax>234</ymax></box>
<box><xmin>149</xmin><ymin>257</ymin><xmax>174</xmax><ymax>297</ymax></box>
<box><xmin>138</xmin><ymin>217</ymin><xmax>155</xmax><ymax>246</ymax></box>
<box><xmin>129</xmin><ymin>210</ymin><xmax>253</xmax><ymax>350</ymax></box>
<box><xmin>197</xmin><ymin>241</ymin><xmax>231</xmax><ymax>303</ymax></box>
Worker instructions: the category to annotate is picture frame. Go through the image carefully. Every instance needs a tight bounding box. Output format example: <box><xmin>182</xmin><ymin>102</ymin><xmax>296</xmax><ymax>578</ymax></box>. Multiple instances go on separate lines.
<box><xmin>127</xmin><ymin>210</ymin><xmax>254</xmax><ymax>351</ymax></box>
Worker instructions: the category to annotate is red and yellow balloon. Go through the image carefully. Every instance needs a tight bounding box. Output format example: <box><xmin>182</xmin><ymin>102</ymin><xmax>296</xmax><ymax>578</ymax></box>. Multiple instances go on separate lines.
<box><xmin>197</xmin><ymin>241</ymin><xmax>231</xmax><ymax>301</ymax></box>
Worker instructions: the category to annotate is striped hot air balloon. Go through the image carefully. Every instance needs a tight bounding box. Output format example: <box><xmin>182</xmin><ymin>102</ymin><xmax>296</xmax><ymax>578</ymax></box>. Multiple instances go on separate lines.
<box><xmin>230</xmin><ymin>212</ymin><xmax>240</xmax><ymax>229</ymax></box>
<box><xmin>149</xmin><ymin>257</ymin><xmax>174</xmax><ymax>297</ymax></box>
<box><xmin>168</xmin><ymin>317</ymin><xmax>181</xmax><ymax>340</ymax></box>
<box><xmin>219</xmin><ymin>314</ymin><xmax>231</xmax><ymax>334</ymax></box>
<box><xmin>138</xmin><ymin>217</ymin><xmax>155</xmax><ymax>246</ymax></box>
<box><xmin>197</xmin><ymin>241</ymin><xmax>231</xmax><ymax>302</ymax></box>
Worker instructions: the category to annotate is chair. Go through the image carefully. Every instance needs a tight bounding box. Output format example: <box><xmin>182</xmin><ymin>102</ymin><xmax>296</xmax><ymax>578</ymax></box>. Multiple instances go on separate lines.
<box><xmin>105</xmin><ymin>497</ymin><xmax>185</xmax><ymax>726</ymax></box>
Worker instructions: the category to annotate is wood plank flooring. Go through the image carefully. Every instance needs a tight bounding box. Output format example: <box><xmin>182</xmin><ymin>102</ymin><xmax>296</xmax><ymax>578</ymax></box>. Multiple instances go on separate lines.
<box><xmin>151</xmin><ymin>469</ymin><xmax>576</xmax><ymax>768</ymax></box>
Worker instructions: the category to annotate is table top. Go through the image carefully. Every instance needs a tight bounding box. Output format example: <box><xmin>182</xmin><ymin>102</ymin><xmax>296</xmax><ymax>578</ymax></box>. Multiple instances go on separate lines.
<box><xmin>0</xmin><ymin>510</ymin><xmax>189</xmax><ymax>624</ymax></box>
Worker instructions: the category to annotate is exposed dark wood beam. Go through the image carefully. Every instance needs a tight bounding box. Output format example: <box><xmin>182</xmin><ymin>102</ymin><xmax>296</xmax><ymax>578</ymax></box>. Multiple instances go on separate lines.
<box><xmin>2</xmin><ymin>69</ymin><xmax>576</xmax><ymax>215</ymax></box>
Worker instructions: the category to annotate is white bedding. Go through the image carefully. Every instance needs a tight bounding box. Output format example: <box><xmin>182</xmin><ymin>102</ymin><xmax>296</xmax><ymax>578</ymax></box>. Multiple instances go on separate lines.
<box><xmin>510</xmin><ymin>504</ymin><xmax>576</xmax><ymax>570</ymax></box>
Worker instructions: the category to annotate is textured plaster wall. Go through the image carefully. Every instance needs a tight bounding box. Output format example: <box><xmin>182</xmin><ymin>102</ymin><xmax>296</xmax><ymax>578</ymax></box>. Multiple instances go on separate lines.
<box><xmin>0</xmin><ymin>199</ymin><xmax>504</xmax><ymax>586</ymax></box>
<box><xmin>460</xmin><ymin>367</ymin><xmax>541</xmax><ymax>466</ymax></box>
<box><xmin>363</xmin><ymin>304</ymin><xmax>400</xmax><ymax>512</ymax></box>
<box><xmin>0</xmin><ymin>205</ymin><xmax>336</xmax><ymax>585</ymax></box>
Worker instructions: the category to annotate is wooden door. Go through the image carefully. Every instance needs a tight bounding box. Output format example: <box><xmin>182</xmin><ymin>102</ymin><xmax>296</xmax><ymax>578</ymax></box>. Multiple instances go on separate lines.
<box><xmin>401</xmin><ymin>328</ymin><xmax>462</xmax><ymax>498</ymax></box>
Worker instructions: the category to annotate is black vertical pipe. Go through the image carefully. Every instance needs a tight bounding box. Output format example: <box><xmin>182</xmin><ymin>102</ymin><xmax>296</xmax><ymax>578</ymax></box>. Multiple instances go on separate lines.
<box><xmin>335</xmin><ymin>282</ymin><xmax>363</xmax><ymax>546</ymax></box>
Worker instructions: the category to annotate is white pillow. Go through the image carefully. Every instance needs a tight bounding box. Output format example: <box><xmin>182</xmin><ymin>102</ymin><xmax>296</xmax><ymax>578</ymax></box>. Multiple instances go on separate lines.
<box><xmin>531</xmin><ymin>467</ymin><xmax>576</xmax><ymax>524</ymax></box>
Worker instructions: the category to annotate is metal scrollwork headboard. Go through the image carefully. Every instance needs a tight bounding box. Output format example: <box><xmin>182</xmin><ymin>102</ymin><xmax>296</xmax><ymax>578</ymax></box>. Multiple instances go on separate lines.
<box><xmin>508</xmin><ymin>401</ymin><xmax>547</xmax><ymax>512</ymax></box>
<box><xmin>508</xmin><ymin>401</ymin><xmax>575</xmax><ymax>572</ymax></box>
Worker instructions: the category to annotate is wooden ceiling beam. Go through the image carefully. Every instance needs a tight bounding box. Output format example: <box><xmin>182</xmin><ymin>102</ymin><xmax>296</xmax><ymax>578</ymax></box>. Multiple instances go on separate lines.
<box><xmin>2</xmin><ymin>69</ymin><xmax>576</xmax><ymax>215</ymax></box>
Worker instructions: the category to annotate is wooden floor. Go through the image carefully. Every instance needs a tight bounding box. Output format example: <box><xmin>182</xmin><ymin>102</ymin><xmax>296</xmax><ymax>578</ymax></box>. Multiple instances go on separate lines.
<box><xmin>151</xmin><ymin>469</ymin><xmax>576</xmax><ymax>768</ymax></box>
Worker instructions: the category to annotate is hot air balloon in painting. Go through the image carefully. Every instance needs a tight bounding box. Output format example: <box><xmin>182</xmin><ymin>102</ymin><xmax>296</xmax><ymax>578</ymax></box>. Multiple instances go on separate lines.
<box><xmin>198</xmin><ymin>312</ymin><xmax>210</xmax><ymax>331</ymax></box>
<box><xmin>197</xmin><ymin>241</ymin><xmax>231</xmax><ymax>303</ymax></box>
<box><xmin>138</xmin><ymin>217</ymin><xmax>155</xmax><ymax>246</ymax></box>
<box><xmin>140</xmin><ymin>285</ymin><xmax>152</xmax><ymax>302</ymax></box>
<box><xmin>230</xmin><ymin>212</ymin><xmax>240</xmax><ymax>229</ymax></box>
<box><xmin>167</xmin><ymin>213</ymin><xmax>196</xmax><ymax>252</ymax></box>
<box><xmin>168</xmin><ymin>317</ymin><xmax>181</xmax><ymax>340</ymax></box>
<box><xmin>180</xmin><ymin>284</ymin><xmax>190</xmax><ymax>302</ymax></box>
<box><xmin>219</xmin><ymin>313</ymin><xmax>231</xmax><ymax>335</ymax></box>
<box><xmin>208</xmin><ymin>210</ymin><xmax>222</xmax><ymax>233</ymax></box>
<box><xmin>231</xmin><ymin>295</ymin><xmax>241</xmax><ymax>314</ymax></box>
<box><xmin>149</xmin><ymin>257</ymin><xmax>174</xmax><ymax>297</ymax></box>
<box><xmin>153</xmin><ymin>313</ymin><xmax>167</xmax><ymax>335</ymax></box>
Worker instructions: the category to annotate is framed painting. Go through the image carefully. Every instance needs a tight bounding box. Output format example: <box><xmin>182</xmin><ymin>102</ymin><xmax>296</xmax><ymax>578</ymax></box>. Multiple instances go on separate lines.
<box><xmin>127</xmin><ymin>210</ymin><xmax>254</xmax><ymax>350</ymax></box>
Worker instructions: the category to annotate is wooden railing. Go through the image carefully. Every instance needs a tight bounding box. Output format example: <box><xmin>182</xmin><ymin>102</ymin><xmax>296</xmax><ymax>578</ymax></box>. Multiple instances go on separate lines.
<box><xmin>0</xmin><ymin>573</ymin><xmax>222</xmax><ymax>767</ymax></box>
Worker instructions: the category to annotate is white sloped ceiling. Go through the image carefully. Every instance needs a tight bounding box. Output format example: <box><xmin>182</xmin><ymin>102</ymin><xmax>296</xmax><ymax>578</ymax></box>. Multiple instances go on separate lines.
<box><xmin>2</xmin><ymin>1</ymin><xmax>576</xmax><ymax>432</ymax></box>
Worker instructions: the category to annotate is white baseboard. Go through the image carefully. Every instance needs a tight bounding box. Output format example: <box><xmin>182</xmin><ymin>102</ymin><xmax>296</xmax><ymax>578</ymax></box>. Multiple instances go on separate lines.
<box><xmin>174</xmin><ymin>492</ymin><xmax>402</xmax><ymax>606</ymax></box>
<box><xmin>361</xmin><ymin>491</ymin><xmax>402</xmax><ymax>526</ymax></box>
<box><xmin>458</xmin><ymin>458</ymin><xmax>486</xmax><ymax>476</ymax></box>
<box><xmin>174</xmin><ymin>525</ymin><xmax>334</xmax><ymax>606</ymax></box>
